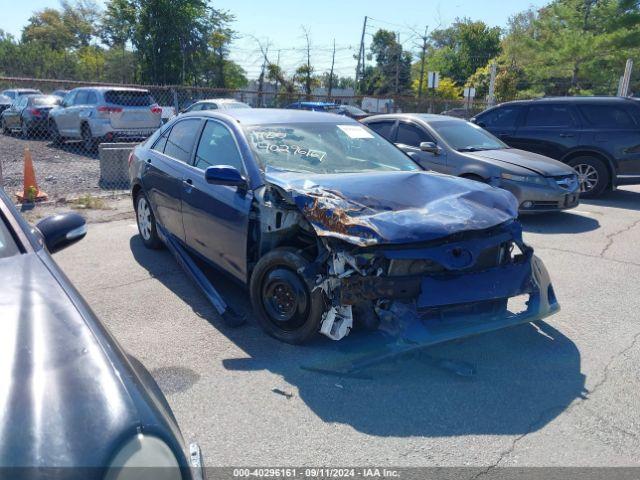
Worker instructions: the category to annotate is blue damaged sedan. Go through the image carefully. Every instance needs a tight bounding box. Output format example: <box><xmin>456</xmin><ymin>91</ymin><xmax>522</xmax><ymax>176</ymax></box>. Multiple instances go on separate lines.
<box><xmin>129</xmin><ymin>109</ymin><xmax>559</xmax><ymax>352</ymax></box>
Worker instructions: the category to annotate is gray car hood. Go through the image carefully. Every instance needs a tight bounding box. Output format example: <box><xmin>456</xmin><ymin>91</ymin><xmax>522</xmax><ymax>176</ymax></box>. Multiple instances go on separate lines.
<box><xmin>465</xmin><ymin>148</ymin><xmax>575</xmax><ymax>176</ymax></box>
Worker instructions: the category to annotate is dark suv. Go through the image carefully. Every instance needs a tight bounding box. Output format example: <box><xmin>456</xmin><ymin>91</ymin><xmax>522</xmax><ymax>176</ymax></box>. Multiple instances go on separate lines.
<box><xmin>472</xmin><ymin>97</ymin><xmax>640</xmax><ymax>197</ymax></box>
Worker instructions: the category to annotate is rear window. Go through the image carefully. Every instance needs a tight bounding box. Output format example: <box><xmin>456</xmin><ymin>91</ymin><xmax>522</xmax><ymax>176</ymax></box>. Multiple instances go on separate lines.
<box><xmin>524</xmin><ymin>105</ymin><xmax>574</xmax><ymax>127</ymax></box>
<box><xmin>163</xmin><ymin>119</ymin><xmax>201</xmax><ymax>162</ymax></box>
<box><xmin>31</xmin><ymin>96</ymin><xmax>61</xmax><ymax>106</ymax></box>
<box><xmin>579</xmin><ymin>104</ymin><xmax>636</xmax><ymax>128</ymax></box>
<box><xmin>105</xmin><ymin>90</ymin><xmax>154</xmax><ymax>106</ymax></box>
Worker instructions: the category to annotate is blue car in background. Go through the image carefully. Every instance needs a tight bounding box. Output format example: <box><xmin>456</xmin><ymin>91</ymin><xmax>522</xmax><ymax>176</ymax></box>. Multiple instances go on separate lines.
<box><xmin>129</xmin><ymin>109</ymin><xmax>559</xmax><ymax>352</ymax></box>
<box><xmin>285</xmin><ymin>101</ymin><xmax>339</xmax><ymax>112</ymax></box>
<box><xmin>286</xmin><ymin>101</ymin><xmax>369</xmax><ymax>120</ymax></box>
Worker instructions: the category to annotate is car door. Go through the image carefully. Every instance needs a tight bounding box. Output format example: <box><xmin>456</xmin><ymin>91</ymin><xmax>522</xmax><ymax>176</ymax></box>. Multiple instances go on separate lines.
<box><xmin>66</xmin><ymin>90</ymin><xmax>90</xmax><ymax>137</ymax></box>
<box><xmin>577</xmin><ymin>102</ymin><xmax>640</xmax><ymax>175</ymax></box>
<box><xmin>54</xmin><ymin>90</ymin><xmax>76</xmax><ymax>134</ymax></box>
<box><xmin>4</xmin><ymin>97</ymin><xmax>24</xmax><ymax>128</ymax></box>
<box><xmin>395</xmin><ymin>121</ymin><xmax>446</xmax><ymax>172</ymax></box>
<box><xmin>512</xmin><ymin>103</ymin><xmax>580</xmax><ymax>160</ymax></box>
<box><xmin>474</xmin><ymin>104</ymin><xmax>523</xmax><ymax>144</ymax></box>
<box><xmin>181</xmin><ymin>119</ymin><xmax>252</xmax><ymax>282</ymax></box>
<box><xmin>143</xmin><ymin>118</ymin><xmax>202</xmax><ymax>242</ymax></box>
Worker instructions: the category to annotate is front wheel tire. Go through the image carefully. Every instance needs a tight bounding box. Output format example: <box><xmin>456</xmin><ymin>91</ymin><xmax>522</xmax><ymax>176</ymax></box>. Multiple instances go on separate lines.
<box><xmin>568</xmin><ymin>156</ymin><xmax>609</xmax><ymax>198</ymax></box>
<box><xmin>250</xmin><ymin>248</ymin><xmax>326</xmax><ymax>344</ymax></box>
<box><xmin>135</xmin><ymin>192</ymin><xmax>163</xmax><ymax>249</ymax></box>
<box><xmin>49</xmin><ymin>119</ymin><xmax>63</xmax><ymax>145</ymax></box>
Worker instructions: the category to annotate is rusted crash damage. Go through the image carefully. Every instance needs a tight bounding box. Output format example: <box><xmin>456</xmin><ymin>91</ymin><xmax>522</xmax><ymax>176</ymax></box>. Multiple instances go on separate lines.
<box><xmin>251</xmin><ymin>169</ymin><xmax>559</xmax><ymax>353</ymax></box>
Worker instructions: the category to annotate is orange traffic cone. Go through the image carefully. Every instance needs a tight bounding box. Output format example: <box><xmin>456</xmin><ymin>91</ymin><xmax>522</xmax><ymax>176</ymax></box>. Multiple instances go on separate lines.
<box><xmin>16</xmin><ymin>147</ymin><xmax>48</xmax><ymax>203</ymax></box>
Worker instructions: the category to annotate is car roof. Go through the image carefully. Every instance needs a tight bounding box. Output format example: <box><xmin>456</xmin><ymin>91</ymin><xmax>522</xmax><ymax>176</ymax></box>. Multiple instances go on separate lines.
<box><xmin>496</xmin><ymin>96</ymin><xmax>637</xmax><ymax>106</ymax></box>
<box><xmin>363</xmin><ymin>113</ymin><xmax>464</xmax><ymax>123</ymax></box>
<box><xmin>70</xmin><ymin>86</ymin><xmax>150</xmax><ymax>93</ymax></box>
<box><xmin>182</xmin><ymin>108</ymin><xmax>357</xmax><ymax>125</ymax></box>
<box><xmin>194</xmin><ymin>98</ymin><xmax>244</xmax><ymax>104</ymax></box>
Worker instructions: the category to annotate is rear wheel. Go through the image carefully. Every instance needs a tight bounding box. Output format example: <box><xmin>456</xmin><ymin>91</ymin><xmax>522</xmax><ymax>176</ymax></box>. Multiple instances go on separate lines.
<box><xmin>81</xmin><ymin>123</ymin><xmax>97</xmax><ymax>152</ymax></box>
<box><xmin>20</xmin><ymin>120</ymin><xmax>30</xmax><ymax>139</ymax></box>
<box><xmin>568</xmin><ymin>156</ymin><xmax>609</xmax><ymax>198</ymax></box>
<box><xmin>49</xmin><ymin>119</ymin><xmax>63</xmax><ymax>145</ymax></box>
<box><xmin>135</xmin><ymin>192</ymin><xmax>163</xmax><ymax>249</ymax></box>
<box><xmin>250</xmin><ymin>248</ymin><xmax>326</xmax><ymax>344</ymax></box>
<box><xmin>1</xmin><ymin>118</ymin><xmax>8</xmax><ymax>135</ymax></box>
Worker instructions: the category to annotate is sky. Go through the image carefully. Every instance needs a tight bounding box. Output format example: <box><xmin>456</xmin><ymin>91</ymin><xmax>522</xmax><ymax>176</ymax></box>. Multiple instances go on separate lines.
<box><xmin>0</xmin><ymin>0</ymin><xmax>548</xmax><ymax>79</ymax></box>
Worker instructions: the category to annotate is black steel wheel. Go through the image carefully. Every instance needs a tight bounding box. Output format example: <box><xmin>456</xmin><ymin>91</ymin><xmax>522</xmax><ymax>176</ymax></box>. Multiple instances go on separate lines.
<box><xmin>250</xmin><ymin>248</ymin><xmax>325</xmax><ymax>344</ymax></box>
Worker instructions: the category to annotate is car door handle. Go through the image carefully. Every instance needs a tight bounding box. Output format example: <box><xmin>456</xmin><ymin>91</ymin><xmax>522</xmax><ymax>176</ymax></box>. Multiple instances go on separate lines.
<box><xmin>184</xmin><ymin>178</ymin><xmax>193</xmax><ymax>185</ymax></box>
<box><xmin>559</xmin><ymin>133</ymin><xmax>574</xmax><ymax>138</ymax></box>
<box><xmin>146</xmin><ymin>158</ymin><xmax>152</xmax><ymax>164</ymax></box>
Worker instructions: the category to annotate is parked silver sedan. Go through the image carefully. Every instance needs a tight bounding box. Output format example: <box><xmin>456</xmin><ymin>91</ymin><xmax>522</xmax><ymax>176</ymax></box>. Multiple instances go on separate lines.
<box><xmin>363</xmin><ymin>113</ymin><xmax>580</xmax><ymax>214</ymax></box>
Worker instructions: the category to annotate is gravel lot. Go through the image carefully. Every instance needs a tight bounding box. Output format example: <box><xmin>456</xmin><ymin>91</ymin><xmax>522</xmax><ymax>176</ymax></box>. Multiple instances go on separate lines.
<box><xmin>0</xmin><ymin>131</ymin><xmax>126</xmax><ymax>200</ymax></box>
<box><xmin>51</xmin><ymin>187</ymin><xmax>640</xmax><ymax>469</ymax></box>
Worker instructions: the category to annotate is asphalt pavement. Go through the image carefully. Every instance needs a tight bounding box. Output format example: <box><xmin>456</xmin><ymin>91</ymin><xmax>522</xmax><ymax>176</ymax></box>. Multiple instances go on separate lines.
<box><xmin>54</xmin><ymin>187</ymin><xmax>640</xmax><ymax>468</ymax></box>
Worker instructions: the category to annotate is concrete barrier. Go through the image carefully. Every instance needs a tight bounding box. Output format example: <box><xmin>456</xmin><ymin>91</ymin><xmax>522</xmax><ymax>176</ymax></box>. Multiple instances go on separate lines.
<box><xmin>98</xmin><ymin>142</ymin><xmax>138</xmax><ymax>188</ymax></box>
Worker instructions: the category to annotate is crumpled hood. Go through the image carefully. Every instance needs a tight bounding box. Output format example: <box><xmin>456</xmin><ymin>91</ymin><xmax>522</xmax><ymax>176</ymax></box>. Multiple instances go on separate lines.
<box><xmin>465</xmin><ymin>148</ymin><xmax>575</xmax><ymax>176</ymax></box>
<box><xmin>265</xmin><ymin>169</ymin><xmax>518</xmax><ymax>246</ymax></box>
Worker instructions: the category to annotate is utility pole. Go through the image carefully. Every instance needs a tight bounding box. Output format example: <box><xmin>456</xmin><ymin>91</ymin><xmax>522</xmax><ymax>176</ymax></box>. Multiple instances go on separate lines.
<box><xmin>257</xmin><ymin>45</ymin><xmax>269</xmax><ymax>108</ymax></box>
<box><xmin>328</xmin><ymin>39</ymin><xmax>336</xmax><ymax>100</ymax></box>
<box><xmin>417</xmin><ymin>26</ymin><xmax>428</xmax><ymax>98</ymax></box>
<box><xmin>487</xmin><ymin>62</ymin><xmax>497</xmax><ymax>107</ymax></box>
<box><xmin>394</xmin><ymin>32</ymin><xmax>401</xmax><ymax>95</ymax></box>
<box><xmin>618</xmin><ymin>58</ymin><xmax>633</xmax><ymax>97</ymax></box>
<box><xmin>355</xmin><ymin>16</ymin><xmax>368</xmax><ymax>94</ymax></box>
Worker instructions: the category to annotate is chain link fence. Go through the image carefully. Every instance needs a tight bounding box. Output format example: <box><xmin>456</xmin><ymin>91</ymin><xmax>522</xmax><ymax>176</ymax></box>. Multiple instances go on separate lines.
<box><xmin>0</xmin><ymin>76</ymin><xmax>489</xmax><ymax>204</ymax></box>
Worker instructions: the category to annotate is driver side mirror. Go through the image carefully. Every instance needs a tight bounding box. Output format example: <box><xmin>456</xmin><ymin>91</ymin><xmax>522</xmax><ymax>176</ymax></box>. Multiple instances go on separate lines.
<box><xmin>36</xmin><ymin>213</ymin><xmax>87</xmax><ymax>254</ymax></box>
<box><xmin>205</xmin><ymin>165</ymin><xmax>247</xmax><ymax>188</ymax></box>
<box><xmin>419</xmin><ymin>141</ymin><xmax>441</xmax><ymax>155</ymax></box>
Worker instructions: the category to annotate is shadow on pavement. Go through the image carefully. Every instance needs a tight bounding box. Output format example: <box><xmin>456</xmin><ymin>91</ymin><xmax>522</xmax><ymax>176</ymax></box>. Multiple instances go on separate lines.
<box><xmin>581</xmin><ymin>188</ymin><xmax>640</xmax><ymax>212</ymax></box>
<box><xmin>520</xmin><ymin>211</ymin><xmax>600</xmax><ymax>234</ymax></box>
<box><xmin>129</xmin><ymin>234</ymin><xmax>586</xmax><ymax>438</ymax></box>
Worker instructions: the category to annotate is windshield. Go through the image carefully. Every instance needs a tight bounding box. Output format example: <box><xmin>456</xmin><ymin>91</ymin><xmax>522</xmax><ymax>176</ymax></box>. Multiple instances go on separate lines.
<box><xmin>245</xmin><ymin>122</ymin><xmax>420</xmax><ymax>174</ymax></box>
<box><xmin>430</xmin><ymin>120</ymin><xmax>507</xmax><ymax>151</ymax></box>
<box><xmin>105</xmin><ymin>90</ymin><xmax>154</xmax><ymax>106</ymax></box>
<box><xmin>225</xmin><ymin>102</ymin><xmax>250</xmax><ymax>109</ymax></box>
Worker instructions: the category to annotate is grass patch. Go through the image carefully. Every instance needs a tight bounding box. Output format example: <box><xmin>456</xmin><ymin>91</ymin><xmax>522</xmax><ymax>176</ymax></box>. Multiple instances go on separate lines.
<box><xmin>69</xmin><ymin>194</ymin><xmax>108</xmax><ymax>210</ymax></box>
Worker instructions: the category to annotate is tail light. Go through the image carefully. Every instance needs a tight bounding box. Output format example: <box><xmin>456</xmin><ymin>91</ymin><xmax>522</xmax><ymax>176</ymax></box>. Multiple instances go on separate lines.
<box><xmin>128</xmin><ymin>151</ymin><xmax>134</xmax><ymax>167</ymax></box>
<box><xmin>97</xmin><ymin>105</ymin><xmax>123</xmax><ymax>117</ymax></box>
<box><xmin>29</xmin><ymin>108</ymin><xmax>43</xmax><ymax>117</ymax></box>
<box><xmin>150</xmin><ymin>104</ymin><xmax>162</xmax><ymax>115</ymax></box>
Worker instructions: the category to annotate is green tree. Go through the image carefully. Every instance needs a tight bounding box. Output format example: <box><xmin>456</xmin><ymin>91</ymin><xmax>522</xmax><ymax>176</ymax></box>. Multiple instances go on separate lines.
<box><xmin>498</xmin><ymin>0</ymin><xmax>640</xmax><ymax>96</ymax></box>
<box><xmin>362</xmin><ymin>29</ymin><xmax>412</xmax><ymax>95</ymax></box>
<box><xmin>425</xmin><ymin>19</ymin><xmax>502</xmax><ymax>86</ymax></box>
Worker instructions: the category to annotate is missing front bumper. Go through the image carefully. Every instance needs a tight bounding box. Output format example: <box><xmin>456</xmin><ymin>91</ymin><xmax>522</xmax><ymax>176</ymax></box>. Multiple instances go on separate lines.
<box><xmin>304</xmin><ymin>254</ymin><xmax>559</xmax><ymax>375</ymax></box>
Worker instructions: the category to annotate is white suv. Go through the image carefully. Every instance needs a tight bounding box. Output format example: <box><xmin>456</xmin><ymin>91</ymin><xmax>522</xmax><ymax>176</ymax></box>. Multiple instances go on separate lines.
<box><xmin>49</xmin><ymin>87</ymin><xmax>162</xmax><ymax>151</ymax></box>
